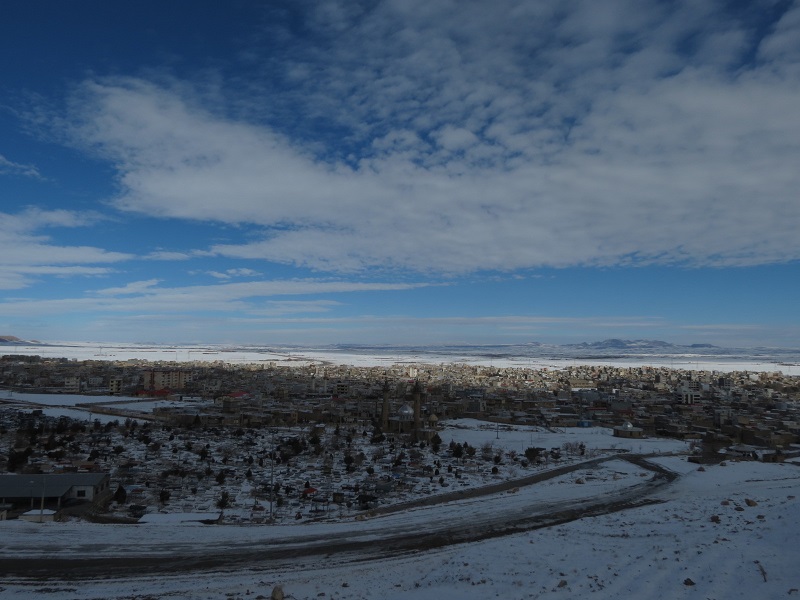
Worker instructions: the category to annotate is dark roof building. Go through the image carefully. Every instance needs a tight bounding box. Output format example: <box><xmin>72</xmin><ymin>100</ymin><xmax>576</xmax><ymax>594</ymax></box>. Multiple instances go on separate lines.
<box><xmin>0</xmin><ymin>473</ymin><xmax>110</xmax><ymax>509</ymax></box>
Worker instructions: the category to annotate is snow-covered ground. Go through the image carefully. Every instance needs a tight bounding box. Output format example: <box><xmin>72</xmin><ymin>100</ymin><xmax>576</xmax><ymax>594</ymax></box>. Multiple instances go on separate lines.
<box><xmin>0</xmin><ymin>405</ymin><xmax>692</xmax><ymax>527</ymax></box>
<box><xmin>0</xmin><ymin>457</ymin><xmax>653</xmax><ymax>558</ymax></box>
<box><xmin>0</xmin><ymin>391</ymin><xmax>138</xmax><ymax>407</ymax></box>
<box><xmin>1</xmin><ymin>391</ymin><xmax>214</xmax><ymax>427</ymax></box>
<box><xmin>2</xmin><ymin>431</ymin><xmax>798</xmax><ymax>599</ymax></box>
<box><xmin>440</xmin><ymin>419</ymin><xmax>690</xmax><ymax>456</ymax></box>
<box><xmin>275</xmin><ymin>461</ymin><xmax>800</xmax><ymax>600</ymax></box>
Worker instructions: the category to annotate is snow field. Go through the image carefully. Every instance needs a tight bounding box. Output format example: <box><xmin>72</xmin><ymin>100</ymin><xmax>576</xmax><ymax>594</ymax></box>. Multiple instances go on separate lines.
<box><xmin>2</xmin><ymin>457</ymin><xmax>798</xmax><ymax>599</ymax></box>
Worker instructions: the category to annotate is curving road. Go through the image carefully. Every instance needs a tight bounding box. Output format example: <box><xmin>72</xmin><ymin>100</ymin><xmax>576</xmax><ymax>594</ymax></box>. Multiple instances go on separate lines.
<box><xmin>0</xmin><ymin>453</ymin><xmax>680</xmax><ymax>580</ymax></box>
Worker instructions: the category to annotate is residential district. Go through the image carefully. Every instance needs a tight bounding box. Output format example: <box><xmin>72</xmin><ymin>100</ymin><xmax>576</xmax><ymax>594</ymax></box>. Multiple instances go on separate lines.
<box><xmin>1</xmin><ymin>353</ymin><xmax>798</xmax><ymax>524</ymax></box>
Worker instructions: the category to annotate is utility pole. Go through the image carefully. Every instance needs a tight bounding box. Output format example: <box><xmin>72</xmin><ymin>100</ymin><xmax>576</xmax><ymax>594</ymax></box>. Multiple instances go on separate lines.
<box><xmin>269</xmin><ymin>429</ymin><xmax>275</xmax><ymax>523</ymax></box>
<box><xmin>39</xmin><ymin>478</ymin><xmax>46</xmax><ymax>522</ymax></box>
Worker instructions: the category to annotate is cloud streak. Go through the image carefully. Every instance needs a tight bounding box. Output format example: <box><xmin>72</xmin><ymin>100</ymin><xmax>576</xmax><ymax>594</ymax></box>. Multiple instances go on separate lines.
<box><xmin>0</xmin><ymin>278</ymin><xmax>429</xmax><ymax>317</ymax></box>
<box><xmin>0</xmin><ymin>154</ymin><xmax>42</xmax><ymax>179</ymax></box>
<box><xmin>0</xmin><ymin>208</ymin><xmax>132</xmax><ymax>289</ymax></box>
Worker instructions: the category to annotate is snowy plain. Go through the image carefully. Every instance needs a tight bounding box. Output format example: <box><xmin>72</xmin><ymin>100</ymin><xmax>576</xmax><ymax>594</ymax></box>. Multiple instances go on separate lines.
<box><xmin>4</xmin><ymin>340</ymin><xmax>798</xmax><ymax>373</ymax></box>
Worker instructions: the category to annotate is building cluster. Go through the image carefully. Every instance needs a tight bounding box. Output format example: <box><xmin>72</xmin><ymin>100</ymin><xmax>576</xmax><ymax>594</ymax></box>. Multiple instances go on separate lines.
<box><xmin>1</xmin><ymin>353</ymin><xmax>799</xmax><ymax>524</ymax></box>
<box><xmin>2</xmin><ymin>354</ymin><xmax>799</xmax><ymax>451</ymax></box>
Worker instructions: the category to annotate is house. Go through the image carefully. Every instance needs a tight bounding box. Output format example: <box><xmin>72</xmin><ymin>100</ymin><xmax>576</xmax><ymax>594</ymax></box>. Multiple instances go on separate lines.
<box><xmin>613</xmin><ymin>421</ymin><xmax>645</xmax><ymax>439</ymax></box>
<box><xmin>0</xmin><ymin>473</ymin><xmax>111</xmax><ymax>512</ymax></box>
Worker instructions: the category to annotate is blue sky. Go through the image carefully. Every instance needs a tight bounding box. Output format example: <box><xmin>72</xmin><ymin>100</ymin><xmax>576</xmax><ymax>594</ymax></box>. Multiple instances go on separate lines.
<box><xmin>1</xmin><ymin>0</ymin><xmax>799</xmax><ymax>347</ymax></box>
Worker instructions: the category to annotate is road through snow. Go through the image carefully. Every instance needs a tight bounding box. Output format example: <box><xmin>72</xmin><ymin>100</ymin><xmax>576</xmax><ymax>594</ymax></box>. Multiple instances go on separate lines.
<box><xmin>0</xmin><ymin>454</ymin><xmax>678</xmax><ymax>580</ymax></box>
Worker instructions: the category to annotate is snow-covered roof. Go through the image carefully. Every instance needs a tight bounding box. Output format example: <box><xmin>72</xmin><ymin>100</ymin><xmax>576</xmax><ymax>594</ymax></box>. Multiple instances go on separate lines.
<box><xmin>614</xmin><ymin>421</ymin><xmax>642</xmax><ymax>431</ymax></box>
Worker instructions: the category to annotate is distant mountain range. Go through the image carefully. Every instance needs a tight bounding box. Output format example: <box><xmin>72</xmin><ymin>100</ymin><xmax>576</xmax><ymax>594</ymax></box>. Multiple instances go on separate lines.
<box><xmin>0</xmin><ymin>336</ymin><xmax>42</xmax><ymax>345</ymax></box>
<box><xmin>330</xmin><ymin>339</ymin><xmax>722</xmax><ymax>354</ymax></box>
<box><xmin>566</xmin><ymin>339</ymin><xmax>718</xmax><ymax>350</ymax></box>
<box><xmin>0</xmin><ymin>336</ymin><xmax>725</xmax><ymax>350</ymax></box>
<box><xmin>4</xmin><ymin>336</ymin><xmax>795</xmax><ymax>360</ymax></box>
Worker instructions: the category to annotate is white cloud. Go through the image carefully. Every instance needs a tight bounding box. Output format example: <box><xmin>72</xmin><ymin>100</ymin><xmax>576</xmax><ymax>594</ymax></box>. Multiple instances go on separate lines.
<box><xmin>7</xmin><ymin>207</ymin><xmax>102</xmax><ymax>230</ymax></box>
<box><xmin>0</xmin><ymin>278</ymin><xmax>428</xmax><ymax>318</ymax></box>
<box><xmin>433</xmin><ymin>125</ymin><xmax>480</xmax><ymax>152</ymax></box>
<box><xmin>757</xmin><ymin>1</ymin><xmax>800</xmax><ymax>69</ymax></box>
<box><xmin>0</xmin><ymin>208</ymin><xmax>132</xmax><ymax>289</ymax></box>
<box><xmin>0</xmin><ymin>154</ymin><xmax>42</xmax><ymax>178</ymax></box>
<box><xmin>96</xmin><ymin>279</ymin><xmax>162</xmax><ymax>296</ymax></box>
<box><xmin>58</xmin><ymin>0</ymin><xmax>800</xmax><ymax>274</ymax></box>
<box><xmin>144</xmin><ymin>250</ymin><xmax>195</xmax><ymax>261</ymax></box>
<box><xmin>228</xmin><ymin>268</ymin><xmax>259</xmax><ymax>277</ymax></box>
<box><xmin>254</xmin><ymin>300</ymin><xmax>342</xmax><ymax>316</ymax></box>
<box><xmin>206</xmin><ymin>268</ymin><xmax>261</xmax><ymax>280</ymax></box>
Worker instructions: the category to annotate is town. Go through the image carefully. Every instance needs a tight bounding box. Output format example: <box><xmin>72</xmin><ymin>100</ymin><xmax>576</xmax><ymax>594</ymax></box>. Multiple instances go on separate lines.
<box><xmin>1</xmin><ymin>353</ymin><xmax>798</xmax><ymax>524</ymax></box>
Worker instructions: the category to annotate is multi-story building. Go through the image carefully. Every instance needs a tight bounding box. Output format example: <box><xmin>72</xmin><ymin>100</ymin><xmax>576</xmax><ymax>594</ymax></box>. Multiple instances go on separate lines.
<box><xmin>142</xmin><ymin>369</ymin><xmax>188</xmax><ymax>391</ymax></box>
